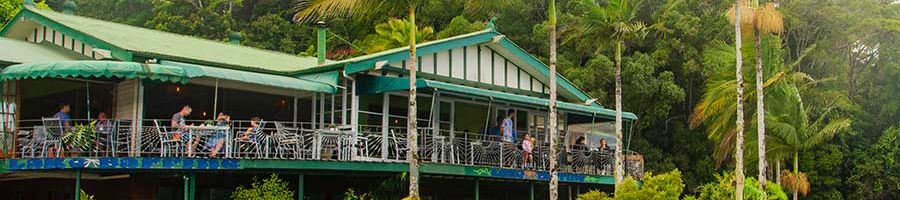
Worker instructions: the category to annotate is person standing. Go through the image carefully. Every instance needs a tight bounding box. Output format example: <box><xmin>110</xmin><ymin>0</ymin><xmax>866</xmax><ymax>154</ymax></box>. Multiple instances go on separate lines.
<box><xmin>501</xmin><ymin>109</ymin><xmax>516</xmax><ymax>143</ymax></box>
<box><xmin>54</xmin><ymin>103</ymin><xmax>71</xmax><ymax>130</ymax></box>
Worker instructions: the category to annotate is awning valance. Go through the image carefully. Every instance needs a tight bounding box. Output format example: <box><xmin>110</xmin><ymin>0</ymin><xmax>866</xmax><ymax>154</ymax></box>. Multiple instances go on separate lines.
<box><xmin>1</xmin><ymin>60</ymin><xmax>338</xmax><ymax>94</ymax></box>
<box><xmin>358</xmin><ymin>76</ymin><xmax>637</xmax><ymax>120</ymax></box>
<box><xmin>161</xmin><ymin>61</ymin><xmax>337</xmax><ymax>94</ymax></box>
<box><xmin>0</xmin><ymin>60</ymin><xmax>189</xmax><ymax>83</ymax></box>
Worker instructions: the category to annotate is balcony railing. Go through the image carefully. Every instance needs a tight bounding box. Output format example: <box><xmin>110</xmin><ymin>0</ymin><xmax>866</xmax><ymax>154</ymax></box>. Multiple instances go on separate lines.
<box><xmin>2</xmin><ymin>118</ymin><xmax>643</xmax><ymax>178</ymax></box>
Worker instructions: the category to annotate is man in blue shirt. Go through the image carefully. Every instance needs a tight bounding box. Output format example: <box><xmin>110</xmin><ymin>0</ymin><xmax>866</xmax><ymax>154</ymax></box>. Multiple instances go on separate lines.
<box><xmin>53</xmin><ymin>103</ymin><xmax>71</xmax><ymax>130</ymax></box>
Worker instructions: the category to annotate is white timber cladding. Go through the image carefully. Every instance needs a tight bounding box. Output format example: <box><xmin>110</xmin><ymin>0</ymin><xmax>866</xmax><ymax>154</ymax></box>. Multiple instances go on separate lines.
<box><xmin>379</xmin><ymin>44</ymin><xmax>551</xmax><ymax>94</ymax></box>
<box><xmin>25</xmin><ymin>25</ymin><xmax>105</xmax><ymax>59</ymax></box>
<box><xmin>114</xmin><ymin>79</ymin><xmax>138</xmax><ymax>121</ymax></box>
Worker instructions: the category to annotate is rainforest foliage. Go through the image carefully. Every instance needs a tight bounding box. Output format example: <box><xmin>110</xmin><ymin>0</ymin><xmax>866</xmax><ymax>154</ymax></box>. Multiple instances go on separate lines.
<box><xmin>3</xmin><ymin>0</ymin><xmax>899</xmax><ymax>198</ymax></box>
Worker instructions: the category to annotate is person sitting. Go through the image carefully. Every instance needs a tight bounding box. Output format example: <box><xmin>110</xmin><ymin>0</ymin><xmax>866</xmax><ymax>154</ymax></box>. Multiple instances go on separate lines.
<box><xmin>96</xmin><ymin>112</ymin><xmax>113</xmax><ymax>153</ymax></box>
<box><xmin>239</xmin><ymin>117</ymin><xmax>261</xmax><ymax>141</ymax></box>
<box><xmin>598</xmin><ymin>138</ymin><xmax>610</xmax><ymax>152</ymax></box>
<box><xmin>487</xmin><ymin>116</ymin><xmax>503</xmax><ymax>140</ymax></box>
<box><xmin>171</xmin><ymin>105</ymin><xmax>200</xmax><ymax>156</ymax></box>
<box><xmin>207</xmin><ymin>113</ymin><xmax>230</xmax><ymax>158</ymax></box>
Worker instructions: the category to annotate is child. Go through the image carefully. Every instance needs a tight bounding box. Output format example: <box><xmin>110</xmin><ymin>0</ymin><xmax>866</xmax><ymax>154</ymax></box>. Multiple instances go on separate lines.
<box><xmin>239</xmin><ymin>117</ymin><xmax>261</xmax><ymax>141</ymax></box>
<box><xmin>522</xmin><ymin>133</ymin><xmax>535</xmax><ymax>168</ymax></box>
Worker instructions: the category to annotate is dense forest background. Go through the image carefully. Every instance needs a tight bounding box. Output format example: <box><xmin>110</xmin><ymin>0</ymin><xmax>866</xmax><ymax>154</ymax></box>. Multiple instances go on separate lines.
<box><xmin>2</xmin><ymin>0</ymin><xmax>899</xmax><ymax>199</ymax></box>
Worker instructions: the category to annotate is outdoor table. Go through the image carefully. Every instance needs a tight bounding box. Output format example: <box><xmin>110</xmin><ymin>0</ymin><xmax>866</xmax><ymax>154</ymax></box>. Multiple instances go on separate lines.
<box><xmin>184</xmin><ymin>125</ymin><xmax>230</xmax><ymax>157</ymax></box>
<box><xmin>313</xmin><ymin>130</ymin><xmax>351</xmax><ymax>160</ymax></box>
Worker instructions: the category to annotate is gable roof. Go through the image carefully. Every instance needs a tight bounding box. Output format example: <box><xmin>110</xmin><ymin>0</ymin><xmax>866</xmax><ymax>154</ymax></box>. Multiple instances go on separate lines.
<box><xmin>1</xmin><ymin>6</ymin><xmax>322</xmax><ymax>74</ymax></box>
<box><xmin>0</xmin><ymin>37</ymin><xmax>88</xmax><ymax>65</ymax></box>
<box><xmin>318</xmin><ymin>28</ymin><xmax>602</xmax><ymax>108</ymax></box>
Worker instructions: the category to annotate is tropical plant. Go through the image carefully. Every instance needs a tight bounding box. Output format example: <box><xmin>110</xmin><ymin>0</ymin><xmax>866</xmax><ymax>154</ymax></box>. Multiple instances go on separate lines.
<box><xmin>62</xmin><ymin>121</ymin><xmax>98</xmax><ymax>152</ymax></box>
<box><xmin>231</xmin><ymin>173</ymin><xmax>295</xmax><ymax>200</ymax></box>
<box><xmin>765</xmin><ymin>83</ymin><xmax>852</xmax><ymax>200</ymax></box>
<box><xmin>727</xmin><ymin>1</ymin><xmax>784</xmax><ymax>196</ymax></box>
<box><xmin>359</xmin><ymin>18</ymin><xmax>434</xmax><ymax>53</ymax></box>
<box><xmin>693</xmin><ymin>172</ymin><xmax>788</xmax><ymax>200</ymax></box>
<box><xmin>79</xmin><ymin>189</ymin><xmax>96</xmax><ymax>200</ymax></box>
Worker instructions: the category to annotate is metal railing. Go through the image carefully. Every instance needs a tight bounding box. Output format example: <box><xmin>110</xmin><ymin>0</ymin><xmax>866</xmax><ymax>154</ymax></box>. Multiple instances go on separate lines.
<box><xmin>5</xmin><ymin>118</ymin><xmax>644</xmax><ymax>178</ymax></box>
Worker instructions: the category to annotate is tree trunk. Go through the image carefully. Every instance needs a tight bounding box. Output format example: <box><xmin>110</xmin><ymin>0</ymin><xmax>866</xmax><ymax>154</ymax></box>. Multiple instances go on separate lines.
<box><xmin>407</xmin><ymin>6</ymin><xmax>420</xmax><ymax>200</ymax></box>
<box><xmin>755</xmin><ymin>30</ymin><xmax>767</xmax><ymax>198</ymax></box>
<box><xmin>548</xmin><ymin>0</ymin><xmax>559</xmax><ymax>199</ymax></box>
<box><xmin>847</xmin><ymin>44</ymin><xmax>856</xmax><ymax>98</ymax></box>
<box><xmin>614</xmin><ymin>41</ymin><xmax>624</xmax><ymax>185</ymax></box>
<box><xmin>733</xmin><ymin>0</ymin><xmax>745</xmax><ymax>199</ymax></box>
<box><xmin>793</xmin><ymin>152</ymin><xmax>799</xmax><ymax>200</ymax></box>
<box><xmin>776</xmin><ymin>160</ymin><xmax>781</xmax><ymax>184</ymax></box>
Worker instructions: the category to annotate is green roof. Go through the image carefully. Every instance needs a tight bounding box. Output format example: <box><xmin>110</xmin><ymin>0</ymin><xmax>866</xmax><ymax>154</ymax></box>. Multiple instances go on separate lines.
<box><xmin>7</xmin><ymin>6</ymin><xmax>322</xmax><ymax>74</ymax></box>
<box><xmin>0</xmin><ymin>37</ymin><xmax>88</xmax><ymax>65</ymax></box>
<box><xmin>358</xmin><ymin>76</ymin><xmax>637</xmax><ymax>120</ymax></box>
<box><xmin>163</xmin><ymin>61</ymin><xmax>337</xmax><ymax>93</ymax></box>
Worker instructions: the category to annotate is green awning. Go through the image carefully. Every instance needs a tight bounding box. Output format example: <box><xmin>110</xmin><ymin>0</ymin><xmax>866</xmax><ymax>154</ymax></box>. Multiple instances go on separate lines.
<box><xmin>0</xmin><ymin>60</ymin><xmax>189</xmax><ymax>83</ymax></box>
<box><xmin>358</xmin><ymin>76</ymin><xmax>637</xmax><ymax>120</ymax></box>
<box><xmin>162</xmin><ymin>61</ymin><xmax>337</xmax><ymax>93</ymax></box>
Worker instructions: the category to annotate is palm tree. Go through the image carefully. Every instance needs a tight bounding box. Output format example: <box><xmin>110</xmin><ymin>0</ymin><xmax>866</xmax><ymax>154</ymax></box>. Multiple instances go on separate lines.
<box><xmin>547</xmin><ymin>0</ymin><xmax>560</xmax><ymax>199</ymax></box>
<box><xmin>731</xmin><ymin>0</ymin><xmax>746</xmax><ymax>198</ymax></box>
<box><xmin>727</xmin><ymin>1</ymin><xmax>784</xmax><ymax>196</ymax></box>
<box><xmin>294</xmin><ymin>1</ymin><xmax>425</xmax><ymax>198</ymax></box>
<box><xmin>766</xmin><ymin>80</ymin><xmax>851</xmax><ymax>200</ymax></box>
<box><xmin>562</xmin><ymin>0</ymin><xmax>648</xmax><ymax>185</ymax></box>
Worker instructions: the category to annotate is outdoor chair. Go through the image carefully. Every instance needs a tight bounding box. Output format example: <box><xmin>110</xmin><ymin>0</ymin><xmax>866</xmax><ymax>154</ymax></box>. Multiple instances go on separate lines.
<box><xmin>389</xmin><ymin>129</ymin><xmax>408</xmax><ymax>161</ymax></box>
<box><xmin>112</xmin><ymin>120</ymin><xmax>132</xmax><ymax>157</ymax></box>
<box><xmin>40</xmin><ymin>117</ymin><xmax>63</xmax><ymax>157</ymax></box>
<box><xmin>154</xmin><ymin>120</ymin><xmax>183</xmax><ymax>157</ymax></box>
<box><xmin>274</xmin><ymin>121</ymin><xmax>304</xmax><ymax>159</ymax></box>
<box><xmin>233</xmin><ymin>120</ymin><xmax>265</xmax><ymax>159</ymax></box>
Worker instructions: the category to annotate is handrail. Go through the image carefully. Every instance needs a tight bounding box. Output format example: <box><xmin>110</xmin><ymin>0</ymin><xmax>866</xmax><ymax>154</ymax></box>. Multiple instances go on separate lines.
<box><xmin>3</xmin><ymin>118</ymin><xmax>644</xmax><ymax>178</ymax></box>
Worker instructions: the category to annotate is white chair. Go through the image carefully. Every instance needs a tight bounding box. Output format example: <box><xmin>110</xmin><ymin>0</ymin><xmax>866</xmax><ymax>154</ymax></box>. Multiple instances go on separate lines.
<box><xmin>233</xmin><ymin>120</ymin><xmax>265</xmax><ymax>159</ymax></box>
<box><xmin>154</xmin><ymin>120</ymin><xmax>182</xmax><ymax>157</ymax></box>
<box><xmin>274</xmin><ymin>122</ymin><xmax>303</xmax><ymax>159</ymax></box>
<box><xmin>40</xmin><ymin>117</ymin><xmax>63</xmax><ymax>157</ymax></box>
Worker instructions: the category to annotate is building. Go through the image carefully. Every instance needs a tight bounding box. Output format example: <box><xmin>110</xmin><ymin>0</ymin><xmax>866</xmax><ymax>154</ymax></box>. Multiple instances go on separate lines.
<box><xmin>0</xmin><ymin>1</ymin><xmax>643</xmax><ymax>199</ymax></box>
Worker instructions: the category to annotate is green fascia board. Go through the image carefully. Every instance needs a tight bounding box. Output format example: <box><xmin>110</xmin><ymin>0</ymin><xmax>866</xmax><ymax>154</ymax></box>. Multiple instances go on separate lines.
<box><xmin>496</xmin><ymin>38</ymin><xmax>598</xmax><ymax>107</ymax></box>
<box><xmin>358</xmin><ymin>76</ymin><xmax>636</xmax><ymax>120</ymax></box>
<box><xmin>2</xmin><ymin>6</ymin><xmax>134</xmax><ymax>61</ymax></box>
<box><xmin>239</xmin><ymin>159</ymin><xmax>408</xmax><ymax>172</ymax></box>
<box><xmin>0</xmin><ymin>38</ymin><xmax>89</xmax><ymax>64</ymax></box>
<box><xmin>378</xmin><ymin>66</ymin><xmax>549</xmax><ymax>98</ymax></box>
<box><xmin>161</xmin><ymin>61</ymin><xmax>337</xmax><ymax>93</ymax></box>
<box><xmin>0</xmin><ymin>60</ymin><xmax>189</xmax><ymax>83</ymax></box>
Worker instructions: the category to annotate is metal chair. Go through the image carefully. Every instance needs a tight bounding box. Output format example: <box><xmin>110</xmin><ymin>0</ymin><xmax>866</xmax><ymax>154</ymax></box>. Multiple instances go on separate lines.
<box><xmin>154</xmin><ymin>120</ymin><xmax>182</xmax><ymax>157</ymax></box>
<box><xmin>274</xmin><ymin>121</ymin><xmax>303</xmax><ymax>159</ymax></box>
<box><xmin>112</xmin><ymin>120</ymin><xmax>132</xmax><ymax>157</ymax></box>
<box><xmin>40</xmin><ymin>117</ymin><xmax>63</xmax><ymax>157</ymax></box>
<box><xmin>233</xmin><ymin>120</ymin><xmax>264</xmax><ymax>159</ymax></box>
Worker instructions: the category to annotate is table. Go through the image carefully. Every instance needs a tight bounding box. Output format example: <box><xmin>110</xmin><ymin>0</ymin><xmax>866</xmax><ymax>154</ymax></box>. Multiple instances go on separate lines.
<box><xmin>183</xmin><ymin>125</ymin><xmax>230</xmax><ymax>157</ymax></box>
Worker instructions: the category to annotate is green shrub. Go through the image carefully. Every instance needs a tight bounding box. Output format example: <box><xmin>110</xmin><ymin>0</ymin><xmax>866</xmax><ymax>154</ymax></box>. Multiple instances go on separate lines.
<box><xmin>577</xmin><ymin>169</ymin><xmax>685</xmax><ymax>200</ymax></box>
<box><xmin>695</xmin><ymin>173</ymin><xmax>787</xmax><ymax>200</ymax></box>
<box><xmin>232</xmin><ymin>173</ymin><xmax>295</xmax><ymax>200</ymax></box>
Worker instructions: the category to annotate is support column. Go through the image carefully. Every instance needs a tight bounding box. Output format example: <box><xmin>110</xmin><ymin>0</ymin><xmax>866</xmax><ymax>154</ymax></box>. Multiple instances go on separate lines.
<box><xmin>530</xmin><ymin>182</ymin><xmax>534</xmax><ymax>200</ymax></box>
<box><xmin>298</xmin><ymin>174</ymin><xmax>305</xmax><ymax>200</ymax></box>
<box><xmin>75</xmin><ymin>170</ymin><xmax>82</xmax><ymax>200</ymax></box>
<box><xmin>189</xmin><ymin>173</ymin><xmax>196</xmax><ymax>200</ymax></box>
<box><xmin>183</xmin><ymin>175</ymin><xmax>189</xmax><ymax>200</ymax></box>
<box><xmin>474</xmin><ymin>180</ymin><xmax>480</xmax><ymax>200</ymax></box>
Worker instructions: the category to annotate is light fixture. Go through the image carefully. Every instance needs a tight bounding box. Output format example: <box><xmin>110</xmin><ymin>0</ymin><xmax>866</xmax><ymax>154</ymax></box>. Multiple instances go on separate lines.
<box><xmin>583</xmin><ymin>98</ymin><xmax>599</xmax><ymax>106</ymax></box>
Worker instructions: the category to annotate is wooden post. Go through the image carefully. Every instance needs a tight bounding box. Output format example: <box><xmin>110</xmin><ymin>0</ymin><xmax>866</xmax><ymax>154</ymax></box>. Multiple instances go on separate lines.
<box><xmin>183</xmin><ymin>175</ymin><xmax>189</xmax><ymax>200</ymax></box>
<box><xmin>189</xmin><ymin>173</ymin><xmax>196</xmax><ymax>200</ymax></box>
